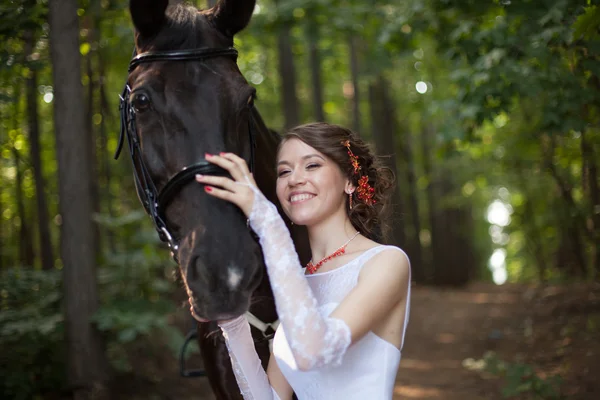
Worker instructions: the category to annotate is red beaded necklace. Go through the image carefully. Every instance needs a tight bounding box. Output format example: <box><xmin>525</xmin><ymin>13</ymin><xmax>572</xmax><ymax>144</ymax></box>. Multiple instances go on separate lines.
<box><xmin>306</xmin><ymin>232</ymin><xmax>360</xmax><ymax>274</ymax></box>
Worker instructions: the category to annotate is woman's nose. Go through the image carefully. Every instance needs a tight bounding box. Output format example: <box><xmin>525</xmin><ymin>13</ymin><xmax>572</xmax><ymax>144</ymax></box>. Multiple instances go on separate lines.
<box><xmin>288</xmin><ymin>169</ymin><xmax>306</xmax><ymax>186</ymax></box>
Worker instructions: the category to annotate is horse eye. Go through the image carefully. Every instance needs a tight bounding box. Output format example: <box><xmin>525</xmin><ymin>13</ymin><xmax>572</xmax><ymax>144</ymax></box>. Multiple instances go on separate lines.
<box><xmin>247</xmin><ymin>94</ymin><xmax>255</xmax><ymax>108</ymax></box>
<box><xmin>132</xmin><ymin>93</ymin><xmax>151</xmax><ymax>112</ymax></box>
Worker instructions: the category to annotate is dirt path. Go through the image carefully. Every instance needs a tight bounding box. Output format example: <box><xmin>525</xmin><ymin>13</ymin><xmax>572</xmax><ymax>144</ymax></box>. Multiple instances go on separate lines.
<box><xmin>394</xmin><ymin>282</ymin><xmax>599</xmax><ymax>400</ymax></box>
<box><xmin>393</xmin><ymin>283</ymin><xmax>525</xmax><ymax>400</ymax></box>
<box><xmin>121</xmin><ymin>282</ymin><xmax>599</xmax><ymax>399</ymax></box>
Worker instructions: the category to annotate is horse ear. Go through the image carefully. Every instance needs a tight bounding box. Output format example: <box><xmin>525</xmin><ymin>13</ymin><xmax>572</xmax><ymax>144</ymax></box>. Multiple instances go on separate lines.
<box><xmin>211</xmin><ymin>0</ymin><xmax>256</xmax><ymax>37</ymax></box>
<box><xmin>129</xmin><ymin>0</ymin><xmax>169</xmax><ymax>37</ymax></box>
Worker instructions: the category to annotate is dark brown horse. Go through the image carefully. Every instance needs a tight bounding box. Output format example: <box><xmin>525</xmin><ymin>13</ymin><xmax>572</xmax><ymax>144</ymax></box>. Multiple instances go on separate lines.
<box><xmin>120</xmin><ymin>0</ymin><xmax>309</xmax><ymax>398</ymax></box>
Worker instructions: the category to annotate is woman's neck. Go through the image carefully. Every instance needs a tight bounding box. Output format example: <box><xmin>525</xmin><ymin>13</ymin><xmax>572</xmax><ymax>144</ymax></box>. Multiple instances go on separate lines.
<box><xmin>306</xmin><ymin>209</ymin><xmax>359</xmax><ymax>262</ymax></box>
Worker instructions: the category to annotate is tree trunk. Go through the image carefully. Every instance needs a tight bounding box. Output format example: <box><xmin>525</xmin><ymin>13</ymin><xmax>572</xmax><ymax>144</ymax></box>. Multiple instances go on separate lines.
<box><xmin>0</xmin><ymin>187</ymin><xmax>3</xmax><ymax>268</ymax></box>
<box><xmin>348</xmin><ymin>35</ymin><xmax>361</xmax><ymax>134</ymax></box>
<box><xmin>581</xmin><ymin>129</ymin><xmax>600</xmax><ymax>279</ymax></box>
<box><xmin>368</xmin><ymin>75</ymin><xmax>405</xmax><ymax>246</ymax></box>
<box><xmin>25</xmin><ymin>33</ymin><xmax>55</xmax><ymax>270</ymax></box>
<box><xmin>544</xmin><ymin>135</ymin><xmax>588</xmax><ymax>277</ymax></box>
<box><xmin>399</xmin><ymin>124</ymin><xmax>424</xmax><ymax>283</ymax></box>
<box><xmin>84</xmin><ymin>22</ymin><xmax>100</xmax><ymax>262</ymax></box>
<box><xmin>430</xmin><ymin>150</ymin><xmax>471</xmax><ymax>286</ymax></box>
<box><xmin>0</xmin><ymin>130</ymin><xmax>3</xmax><ymax>269</ymax></box>
<box><xmin>306</xmin><ymin>19</ymin><xmax>324</xmax><ymax>122</ymax></box>
<box><xmin>421</xmin><ymin>124</ymin><xmax>436</xmax><ymax>283</ymax></box>
<box><xmin>275</xmin><ymin>7</ymin><xmax>299</xmax><ymax>129</ymax></box>
<box><xmin>12</xmin><ymin>144</ymin><xmax>35</xmax><ymax>267</ymax></box>
<box><xmin>48</xmin><ymin>0</ymin><xmax>109</xmax><ymax>397</ymax></box>
<box><xmin>97</xmin><ymin>45</ymin><xmax>115</xmax><ymax>253</ymax></box>
<box><xmin>10</xmin><ymin>86</ymin><xmax>35</xmax><ymax>267</ymax></box>
<box><xmin>525</xmin><ymin>198</ymin><xmax>547</xmax><ymax>281</ymax></box>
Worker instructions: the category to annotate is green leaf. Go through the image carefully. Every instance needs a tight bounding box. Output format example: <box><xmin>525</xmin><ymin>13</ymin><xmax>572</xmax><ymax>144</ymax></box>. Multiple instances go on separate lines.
<box><xmin>573</xmin><ymin>6</ymin><xmax>600</xmax><ymax>40</ymax></box>
<box><xmin>117</xmin><ymin>328</ymin><xmax>137</xmax><ymax>343</ymax></box>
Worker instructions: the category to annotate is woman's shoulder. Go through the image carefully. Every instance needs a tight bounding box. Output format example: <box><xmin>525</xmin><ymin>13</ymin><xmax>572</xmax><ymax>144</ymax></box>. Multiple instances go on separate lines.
<box><xmin>378</xmin><ymin>245</ymin><xmax>410</xmax><ymax>262</ymax></box>
<box><xmin>360</xmin><ymin>244</ymin><xmax>411</xmax><ymax>277</ymax></box>
<box><xmin>355</xmin><ymin>236</ymin><xmax>410</xmax><ymax>261</ymax></box>
<box><xmin>355</xmin><ymin>244</ymin><xmax>411</xmax><ymax>299</ymax></box>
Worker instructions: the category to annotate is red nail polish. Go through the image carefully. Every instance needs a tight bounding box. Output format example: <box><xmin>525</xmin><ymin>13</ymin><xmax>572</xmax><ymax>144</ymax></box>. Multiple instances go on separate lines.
<box><xmin>219</xmin><ymin>152</ymin><xmax>226</xmax><ymax>156</ymax></box>
<box><xmin>205</xmin><ymin>186</ymin><xmax>213</xmax><ymax>192</ymax></box>
<box><xmin>205</xmin><ymin>153</ymin><xmax>212</xmax><ymax>158</ymax></box>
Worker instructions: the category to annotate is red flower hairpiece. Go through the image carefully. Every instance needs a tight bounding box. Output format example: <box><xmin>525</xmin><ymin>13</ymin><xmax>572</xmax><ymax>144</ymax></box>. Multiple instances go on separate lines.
<box><xmin>342</xmin><ymin>140</ymin><xmax>376</xmax><ymax>206</ymax></box>
<box><xmin>357</xmin><ymin>176</ymin><xmax>376</xmax><ymax>206</ymax></box>
<box><xmin>343</xmin><ymin>140</ymin><xmax>361</xmax><ymax>175</ymax></box>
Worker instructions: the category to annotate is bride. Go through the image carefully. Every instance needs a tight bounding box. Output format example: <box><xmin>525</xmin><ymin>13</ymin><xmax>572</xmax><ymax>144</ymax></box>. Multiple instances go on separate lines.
<box><xmin>194</xmin><ymin>122</ymin><xmax>411</xmax><ymax>399</ymax></box>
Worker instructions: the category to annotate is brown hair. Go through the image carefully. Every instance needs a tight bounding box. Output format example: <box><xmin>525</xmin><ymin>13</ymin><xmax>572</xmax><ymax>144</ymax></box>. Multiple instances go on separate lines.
<box><xmin>279</xmin><ymin>122</ymin><xmax>395</xmax><ymax>241</ymax></box>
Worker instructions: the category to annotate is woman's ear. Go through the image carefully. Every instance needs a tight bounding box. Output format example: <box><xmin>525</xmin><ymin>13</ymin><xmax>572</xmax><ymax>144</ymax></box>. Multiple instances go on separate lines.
<box><xmin>345</xmin><ymin>180</ymin><xmax>356</xmax><ymax>195</ymax></box>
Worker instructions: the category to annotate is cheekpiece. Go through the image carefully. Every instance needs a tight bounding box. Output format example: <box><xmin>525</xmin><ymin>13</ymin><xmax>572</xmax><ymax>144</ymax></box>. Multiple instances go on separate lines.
<box><xmin>342</xmin><ymin>140</ymin><xmax>376</xmax><ymax>206</ymax></box>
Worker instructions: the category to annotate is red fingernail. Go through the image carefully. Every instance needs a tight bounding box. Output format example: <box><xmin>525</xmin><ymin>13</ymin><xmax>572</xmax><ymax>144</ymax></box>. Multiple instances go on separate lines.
<box><xmin>205</xmin><ymin>153</ymin><xmax>212</xmax><ymax>158</ymax></box>
<box><xmin>219</xmin><ymin>152</ymin><xmax>226</xmax><ymax>156</ymax></box>
<box><xmin>205</xmin><ymin>186</ymin><xmax>213</xmax><ymax>192</ymax></box>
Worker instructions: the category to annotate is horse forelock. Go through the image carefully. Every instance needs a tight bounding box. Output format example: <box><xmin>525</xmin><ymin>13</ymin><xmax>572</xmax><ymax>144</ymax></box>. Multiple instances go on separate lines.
<box><xmin>137</xmin><ymin>4</ymin><xmax>222</xmax><ymax>53</ymax></box>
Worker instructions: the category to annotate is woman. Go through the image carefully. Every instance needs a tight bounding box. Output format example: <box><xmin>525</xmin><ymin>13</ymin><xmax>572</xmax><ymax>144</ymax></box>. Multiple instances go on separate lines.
<box><xmin>194</xmin><ymin>122</ymin><xmax>411</xmax><ymax>399</ymax></box>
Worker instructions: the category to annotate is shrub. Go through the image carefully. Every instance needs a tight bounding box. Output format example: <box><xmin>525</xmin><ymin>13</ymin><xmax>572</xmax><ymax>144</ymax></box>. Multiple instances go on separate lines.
<box><xmin>0</xmin><ymin>268</ymin><xmax>66</xmax><ymax>400</ymax></box>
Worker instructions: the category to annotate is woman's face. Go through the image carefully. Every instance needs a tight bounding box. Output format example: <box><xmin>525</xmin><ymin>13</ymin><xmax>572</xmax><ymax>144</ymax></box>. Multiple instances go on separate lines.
<box><xmin>276</xmin><ymin>138</ymin><xmax>350</xmax><ymax>226</ymax></box>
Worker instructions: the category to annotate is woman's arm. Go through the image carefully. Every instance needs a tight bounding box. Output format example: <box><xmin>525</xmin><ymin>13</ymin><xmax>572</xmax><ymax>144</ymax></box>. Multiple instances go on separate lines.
<box><xmin>268</xmin><ymin>352</ymin><xmax>295</xmax><ymax>399</ymax></box>
<box><xmin>219</xmin><ymin>316</ymin><xmax>293</xmax><ymax>400</ymax></box>
<box><xmin>329</xmin><ymin>248</ymin><xmax>410</xmax><ymax>346</ymax></box>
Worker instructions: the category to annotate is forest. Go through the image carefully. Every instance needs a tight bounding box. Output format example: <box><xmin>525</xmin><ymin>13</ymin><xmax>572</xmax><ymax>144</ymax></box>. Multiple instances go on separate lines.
<box><xmin>1</xmin><ymin>0</ymin><xmax>599</xmax><ymax>399</ymax></box>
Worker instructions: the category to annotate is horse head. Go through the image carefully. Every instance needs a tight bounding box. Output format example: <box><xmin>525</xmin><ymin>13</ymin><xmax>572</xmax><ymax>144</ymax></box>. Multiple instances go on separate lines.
<box><xmin>125</xmin><ymin>0</ymin><xmax>262</xmax><ymax>321</ymax></box>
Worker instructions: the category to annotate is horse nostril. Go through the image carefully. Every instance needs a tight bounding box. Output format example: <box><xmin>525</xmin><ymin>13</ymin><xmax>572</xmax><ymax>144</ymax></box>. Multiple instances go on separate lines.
<box><xmin>247</xmin><ymin>263</ymin><xmax>263</xmax><ymax>292</ymax></box>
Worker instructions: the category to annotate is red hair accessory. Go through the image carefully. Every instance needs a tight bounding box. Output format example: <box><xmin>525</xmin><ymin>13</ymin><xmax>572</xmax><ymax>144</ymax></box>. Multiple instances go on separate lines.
<box><xmin>342</xmin><ymin>140</ymin><xmax>376</xmax><ymax>206</ymax></box>
<box><xmin>357</xmin><ymin>176</ymin><xmax>376</xmax><ymax>205</ymax></box>
<box><xmin>343</xmin><ymin>140</ymin><xmax>361</xmax><ymax>175</ymax></box>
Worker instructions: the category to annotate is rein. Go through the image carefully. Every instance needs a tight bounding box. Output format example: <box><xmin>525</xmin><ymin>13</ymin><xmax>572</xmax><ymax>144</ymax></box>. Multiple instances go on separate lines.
<box><xmin>116</xmin><ymin>47</ymin><xmax>257</xmax><ymax>259</ymax></box>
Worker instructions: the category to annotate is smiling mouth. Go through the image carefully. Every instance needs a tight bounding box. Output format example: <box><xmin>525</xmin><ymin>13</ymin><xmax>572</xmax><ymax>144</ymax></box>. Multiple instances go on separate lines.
<box><xmin>290</xmin><ymin>193</ymin><xmax>315</xmax><ymax>204</ymax></box>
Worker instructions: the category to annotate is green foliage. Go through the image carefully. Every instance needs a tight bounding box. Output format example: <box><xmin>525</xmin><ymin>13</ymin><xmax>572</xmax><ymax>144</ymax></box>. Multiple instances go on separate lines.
<box><xmin>0</xmin><ymin>0</ymin><xmax>47</xmax><ymax>38</ymax></box>
<box><xmin>0</xmin><ymin>268</ymin><xmax>66</xmax><ymax>400</ymax></box>
<box><xmin>426</xmin><ymin>0</ymin><xmax>600</xmax><ymax>135</ymax></box>
<box><xmin>573</xmin><ymin>5</ymin><xmax>600</xmax><ymax>40</ymax></box>
<box><xmin>93</xmin><ymin>211</ymin><xmax>190</xmax><ymax>372</ymax></box>
<box><xmin>0</xmin><ymin>211</ymin><xmax>190</xmax><ymax>397</ymax></box>
<box><xmin>464</xmin><ymin>352</ymin><xmax>564</xmax><ymax>399</ymax></box>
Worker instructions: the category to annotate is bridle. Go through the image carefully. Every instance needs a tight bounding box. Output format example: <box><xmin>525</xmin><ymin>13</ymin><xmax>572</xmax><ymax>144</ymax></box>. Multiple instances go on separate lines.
<box><xmin>115</xmin><ymin>47</ymin><xmax>257</xmax><ymax>260</ymax></box>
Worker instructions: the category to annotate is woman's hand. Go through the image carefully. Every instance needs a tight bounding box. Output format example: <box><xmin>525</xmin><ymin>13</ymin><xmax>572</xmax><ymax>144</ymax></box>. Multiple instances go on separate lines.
<box><xmin>195</xmin><ymin>152</ymin><xmax>258</xmax><ymax>217</ymax></box>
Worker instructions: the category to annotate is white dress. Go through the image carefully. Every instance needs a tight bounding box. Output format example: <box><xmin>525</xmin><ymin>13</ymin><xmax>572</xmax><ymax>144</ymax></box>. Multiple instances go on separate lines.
<box><xmin>219</xmin><ymin>186</ymin><xmax>411</xmax><ymax>400</ymax></box>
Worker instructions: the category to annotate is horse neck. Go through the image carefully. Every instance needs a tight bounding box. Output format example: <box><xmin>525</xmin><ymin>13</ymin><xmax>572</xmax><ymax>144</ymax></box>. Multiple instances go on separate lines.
<box><xmin>251</xmin><ymin>108</ymin><xmax>281</xmax><ymax>203</ymax></box>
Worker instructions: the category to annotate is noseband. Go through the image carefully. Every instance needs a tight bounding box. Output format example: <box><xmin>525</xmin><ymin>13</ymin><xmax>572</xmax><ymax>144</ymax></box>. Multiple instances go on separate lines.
<box><xmin>115</xmin><ymin>47</ymin><xmax>257</xmax><ymax>259</ymax></box>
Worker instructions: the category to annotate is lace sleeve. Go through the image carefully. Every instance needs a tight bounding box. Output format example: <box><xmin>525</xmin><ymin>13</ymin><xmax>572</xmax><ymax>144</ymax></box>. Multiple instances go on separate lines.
<box><xmin>248</xmin><ymin>187</ymin><xmax>352</xmax><ymax>371</ymax></box>
<box><xmin>219</xmin><ymin>316</ymin><xmax>282</xmax><ymax>400</ymax></box>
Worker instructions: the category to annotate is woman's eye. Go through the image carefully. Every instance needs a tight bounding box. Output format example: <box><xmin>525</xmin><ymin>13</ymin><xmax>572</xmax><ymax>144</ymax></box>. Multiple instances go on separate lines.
<box><xmin>306</xmin><ymin>163</ymin><xmax>321</xmax><ymax>170</ymax></box>
<box><xmin>131</xmin><ymin>93</ymin><xmax>151</xmax><ymax>112</ymax></box>
<box><xmin>277</xmin><ymin>170</ymin><xmax>290</xmax><ymax>177</ymax></box>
